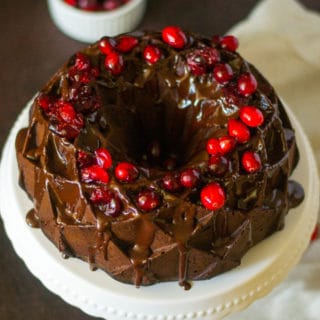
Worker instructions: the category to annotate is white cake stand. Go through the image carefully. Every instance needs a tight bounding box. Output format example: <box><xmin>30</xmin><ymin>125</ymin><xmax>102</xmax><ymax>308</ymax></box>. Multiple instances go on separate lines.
<box><xmin>0</xmin><ymin>99</ymin><xmax>319</xmax><ymax>320</ymax></box>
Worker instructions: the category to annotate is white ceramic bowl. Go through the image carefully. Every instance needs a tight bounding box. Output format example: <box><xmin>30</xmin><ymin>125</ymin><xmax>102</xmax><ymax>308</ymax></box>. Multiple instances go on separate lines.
<box><xmin>47</xmin><ymin>0</ymin><xmax>147</xmax><ymax>43</ymax></box>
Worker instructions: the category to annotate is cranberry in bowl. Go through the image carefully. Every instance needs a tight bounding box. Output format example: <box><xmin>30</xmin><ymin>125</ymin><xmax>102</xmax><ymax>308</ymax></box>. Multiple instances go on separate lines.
<box><xmin>47</xmin><ymin>0</ymin><xmax>146</xmax><ymax>42</ymax></box>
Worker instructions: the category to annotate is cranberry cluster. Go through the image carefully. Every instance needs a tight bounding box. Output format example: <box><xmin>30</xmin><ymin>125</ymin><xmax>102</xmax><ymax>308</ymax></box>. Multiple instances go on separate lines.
<box><xmin>45</xmin><ymin>26</ymin><xmax>269</xmax><ymax>216</ymax></box>
<box><xmin>98</xmin><ymin>34</ymin><xmax>164</xmax><ymax>75</ymax></box>
<box><xmin>77</xmin><ymin>148</ymin><xmax>162</xmax><ymax>214</ymax></box>
<box><xmin>37</xmin><ymin>94</ymin><xmax>84</xmax><ymax>139</ymax></box>
<box><xmin>68</xmin><ymin>53</ymin><xmax>102</xmax><ymax>113</ymax></box>
<box><xmin>64</xmin><ymin>0</ymin><xmax>131</xmax><ymax>11</ymax></box>
<box><xmin>36</xmin><ymin>52</ymin><xmax>102</xmax><ymax>139</ymax></box>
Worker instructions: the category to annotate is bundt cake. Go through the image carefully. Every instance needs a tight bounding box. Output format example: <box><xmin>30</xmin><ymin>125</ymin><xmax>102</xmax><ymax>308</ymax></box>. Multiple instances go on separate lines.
<box><xmin>16</xmin><ymin>27</ymin><xmax>304</xmax><ymax>289</ymax></box>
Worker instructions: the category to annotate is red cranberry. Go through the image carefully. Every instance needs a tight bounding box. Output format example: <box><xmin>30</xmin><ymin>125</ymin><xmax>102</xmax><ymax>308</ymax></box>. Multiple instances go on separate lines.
<box><xmin>68</xmin><ymin>84</ymin><xmax>102</xmax><ymax>113</ymax></box>
<box><xmin>116</xmin><ymin>36</ymin><xmax>138</xmax><ymax>53</ymax></box>
<box><xmin>105</xmin><ymin>52</ymin><xmax>124</xmax><ymax>75</ymax></box>
<box><xmin>81</xmin><ymin>165</ymin><xmax>110</xmax><ymax>183</ymax></box>
<box><xmin>98</xmin><ymin>37</ymin><xmax>115</xmax><ymax>55</ymax></box>
<box><xmin>53</xmin><ymin>101</ymin><xmax>84</xmax><ymax>139</ymax></box>
<box><xmin>212</xmin><ymin>35</ymin><xmax>222</xmax><ymax>45</ymax></box>
<box><xmin>180</xmin><ymin>168</ymin><xmax>200</xmax><ymax>188</ymax></box>
<box><xmin>240</xmin><ymin>106</ymin><xmax>264</xmax><ymax>127</ymax></box>
<box><xmin>162</xmin><ymin>173</ymin><xmax>181</xmax><ymax>192</ymax></box>
<box><xmin>143</xmin><ymin>45</ymin><xmax>161</xmax><ymax>64</ymax></box>
<box><xmin>241</xmin><ymin>151</ymin><xmax>261</xmax><ymax>173</ymax></box>
<box><xmin>95</xmin><ymin>148</ymin><xmax>113</xmax><ymax>169</ymax></box>
<box><xmin>90</xmin><ymin>188</ymin><xmax>122</xmax><ymax>217</ymax></box>
<box><xmin>77</xmin><ymin>150</ymin><xmax>95</xmax><ymax>168</ymax></box>
<box><xmin>187</xmin><ymin>47</ymin><xmax>220</xmax><ymax>76</ymax></box>
<box><xmin>162</xmin><ymin>26</ymin><xmax>187</xmax><ymax>49</ymax></box>
<box><xmin>218</xmin><ymin>136</ymin><xmax>236</xmax><ymax>155</ymax></box>
<box><xmin>115</xmin><ymin>162</ymin><xmax>139</xmax><ymax>183</ymax></box>
<box><xmin>64</xmin><ymin>0</ymin><xmax>77</xmax><ymax>6</ymax></box>
<box><xmin>228</xmin><ymin>119</ymin><xmax>250</xmax><ymax>144</ymax></box>
<box><xmin>136</xmin><ymin>189</ymin><xmax>161</xmax><ymax>212</ymax></box>
<box><xmin>206</xmin><ymin>138</ymin><xmax>220</xmax><ymax>156</ymax></box>
<box><xmin>220</xmin><ymin>35</ymin><xmax>239</xmax><ymax>52</ymax></box>
<box><xmin>102</xmin><ymin>0</ymin><xmax>121</xmax><ymax>10</ymax></box>
<box><xmin>74</xmin><ymin>53</ymin><xmax>91</xmax><ymax>71</ymax></box>
<box><xmin>213</xmin><ymin>63</ymin><xmax>233</xmax><ymax>84</ymax></box>
<box><xmin>37</xmin><ymin>93</ymin><xmax>52</xmax><ymax>111</ymax></box>
<box><xmin>78</xmin><ymin>0</ymin><xmax>100</xmax><ymax>11</ymax></box>
<box><xmin>238</xmin><ymin>73</ymin><xmax>257</xmax><ymax>97</ymax></box>
<box><xmin>208</xmin><ymin>155</ymin><xmax>229</xmax><ymax>176</ymax></box>
<box><xmin>58</xmin><ymin>102</ymin><xmax>76</xmax><ymax>122</ymax></box>
<box><xmin>311</xmin><ymin>224</ymin><xmax>319</xmax><ymax>242</ymax></box>
<box><xmin>200</xmin><ymin>182</ymin><xmax>226</xmax><ymax>210</ymax></box>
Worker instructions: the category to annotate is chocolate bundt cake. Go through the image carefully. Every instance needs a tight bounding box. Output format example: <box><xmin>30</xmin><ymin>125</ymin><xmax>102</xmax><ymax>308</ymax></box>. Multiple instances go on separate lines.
<box><xmin>16</xmin><ymin>27</ymin><xmax>304</xmax><ymax>289</ymax></box>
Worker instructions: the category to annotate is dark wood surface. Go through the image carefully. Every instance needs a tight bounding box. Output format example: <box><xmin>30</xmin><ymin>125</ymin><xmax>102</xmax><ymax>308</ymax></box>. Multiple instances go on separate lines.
<box><xmin>0</xmin><ymin>1</ymin><xmax>318</xmax><ymax>319</ymax></box>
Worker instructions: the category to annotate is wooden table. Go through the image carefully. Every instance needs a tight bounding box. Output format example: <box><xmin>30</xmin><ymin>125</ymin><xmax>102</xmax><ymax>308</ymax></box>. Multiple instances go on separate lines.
<box><xmin>0</xmin><ymin>0</ymin><xmax>319</xmax><ymax>319</ymax></box>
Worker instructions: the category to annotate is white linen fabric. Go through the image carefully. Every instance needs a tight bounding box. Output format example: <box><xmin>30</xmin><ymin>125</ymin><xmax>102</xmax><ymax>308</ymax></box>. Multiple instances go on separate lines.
<box><xmin>227</xmin><ymin>0</ymin><xmax>320</xmax><ymax>319</ymax></box>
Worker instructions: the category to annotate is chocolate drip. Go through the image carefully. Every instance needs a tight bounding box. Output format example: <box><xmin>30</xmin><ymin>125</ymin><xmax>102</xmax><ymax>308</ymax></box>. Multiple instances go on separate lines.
<box><xmin>15</xmin><ymin>30</ymin><xmax>304</xmax><ymax>287</ymax></box>
<box><xmin>178</xmin><ymin>243</ymin><xmax>191</xmax><ymax>290</ymax></box>
<box><xmin>288</xmin><ymin>180</ymin><xmax>304</xmax><ymax>209</ymax></box>
<box><xmin>26</xmin><ymin>209</ymin><xmax>40</xmax><ymax>228</ymax></box>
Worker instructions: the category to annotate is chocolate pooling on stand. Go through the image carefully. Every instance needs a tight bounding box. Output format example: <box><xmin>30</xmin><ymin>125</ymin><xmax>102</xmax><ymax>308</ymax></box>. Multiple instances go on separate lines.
<box><xmin>16</xmin><ymin>27</ymin><xmax>304</xmax><ymax>289</ymax></box>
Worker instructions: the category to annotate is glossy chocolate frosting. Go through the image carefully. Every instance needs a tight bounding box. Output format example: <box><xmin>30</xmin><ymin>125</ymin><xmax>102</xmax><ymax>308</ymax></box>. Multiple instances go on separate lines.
<box><xmin>16</xmin><ymin>30</ymin><xmax>304</xmax><ymax>289</ymax></box>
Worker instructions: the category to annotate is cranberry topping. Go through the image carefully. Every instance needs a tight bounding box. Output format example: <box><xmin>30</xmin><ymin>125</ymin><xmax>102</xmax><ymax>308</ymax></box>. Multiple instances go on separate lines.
<box><xmin>228</xmin><ymin>119</ymin><xmax>250</xmax><ymax>144</ymax></box>
<box><xmin>220</xmin><ymin>35</ymin><xmax>239</xmax><ymax>52</ymax></box>
<box><xmin>162</xmin><ymin>173</ymin><xmax>181</xmax><ymax>192</ymax></box>
<box><xmin>200</xmin><ymin>182</ymin><xmax>226</xmax><ymax>210</ymax></box>
<box><xmin>136</xmin><ymin>189</ymin><xmax>161</xmax><ymax>212</ymax></box>
<box><xmin>81</xmin><ymin>165</ymin><xmax>110</xmax><ymax>183</ymax></box>
<box><xmin>74</xmin><ymin>53</ymin><xmax>91</xmax><ymax>71</ymax></box>
<box><xmin>58</xmin><ymin>102</ymin><xmax>76</xmax><ymax>122</ymax></box>
<box><xmin>238</xmin><ymin>73</ymin><xmax>257</xmax><ymax>97</ymax></box>
<box><xmin>105</xmin><ymin>51</ymin><xmax>124</xmax><ymax>75</ymax></box>
<box><xmin>98</xmin><ymin>37</ymin><xmax>115</xmax><ymax>56</ymax></box>
<box><xmin>187</xmin><ymin>47</ymin><xmax>220</xmax><ymax>76</ymax></box>
<box><xmin>68</xmin><ymin>84</ymin><xmax>102</xmax><ymax>113</ymax></box>
<box><xmin>95</xmin><ymin>148</ymin><xmax>113</xmax><ymax>169</ymax></box>
<box><xmin>116</xmin><ymin>35</ymin><xmax>138</xmax><ymax>53</ymax></box>
<box><xmin>115</xmin><ymin>162</ymin><xmax>139</xmax><ymax>183</ymax></box>
<box><xmin>212</xmin><ymin>35</ymin><xmax>222</xmax><ymax>45</ymax></box>
<box><xmin>208</xmin><ymin>155</ymin><xmax>229</xmax><ymax>176</ymax></box>
<box><xmin>213</xmin><ymin>63</ymin><xmax>233</xmax><ymax>84</ymax></box>
<box><xmin>36</xmin><ymin>93</ymin><xmax>52</xmax><ymax>111</ymax></box>
<box><xmin>162</xmin><ymin>26</ymin><xmax>187</xmax><ymax>49</ymax></box>
<box><xmin>206</xmin><ymin>138</ymin><xmax>220</xmax><ymax>156</ymax></box>
<box><xmin>143</xmin><ymin>45</ymin><xmax>161</xmax><ymax>64</ymax></box>
<box><xmin>240</xmin><ymin>106</ymin><xmax>264</xmax><ymax>127</ymax></box>
<box><xmin>47</xmin><ymin>100</ymin><xmax>84</xmax><ymax>139</ymax></box>
<box><xmin>180</xmin><ymin>168</ymin><xmax>200</xmax><ymax>188</ymax></box>
<box><xmin>218</xmin><ymin>136</ymin><xmax>236</xmax><ymax>155</ymax></box>
<box><xmin>90</xmin><ymin>187</ymin><xmax>122</xmax><ymax>217</ymax></box>
<box><xmin>77</xmin><ymin>150</ymin><xmax>95</xmax><ymax>169</ymax></box>
<box><xmin>241</xmin><ymin>151</ymin><xmax>261</xmax><ymax>173</ymax></box>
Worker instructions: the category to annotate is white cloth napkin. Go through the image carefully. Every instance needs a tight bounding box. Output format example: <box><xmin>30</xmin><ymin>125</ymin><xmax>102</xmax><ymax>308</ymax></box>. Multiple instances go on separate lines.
<box><xmin>226</xmin><ymin>0</ymin><xmax>320</xmax><ymax>319</ymax></box>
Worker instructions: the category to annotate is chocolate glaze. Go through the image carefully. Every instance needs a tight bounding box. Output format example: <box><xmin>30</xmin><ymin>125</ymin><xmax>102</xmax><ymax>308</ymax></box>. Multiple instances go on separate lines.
<box><xmin>15</xmin><ymin>30</ymin><xmax>304</xmax><ymax>288</ymax></box>
<box><xmin>26</xmin><ymin>209</ymin><xmax>40</xmax><ymax>228</ymax></box>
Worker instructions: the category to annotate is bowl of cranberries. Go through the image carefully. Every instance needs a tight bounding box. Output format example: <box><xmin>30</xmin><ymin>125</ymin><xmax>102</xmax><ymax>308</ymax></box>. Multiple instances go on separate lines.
<box><xmin>47</xmin><ymin>0</ymin><xmax>146</xmax><ymax>42</ymax></box>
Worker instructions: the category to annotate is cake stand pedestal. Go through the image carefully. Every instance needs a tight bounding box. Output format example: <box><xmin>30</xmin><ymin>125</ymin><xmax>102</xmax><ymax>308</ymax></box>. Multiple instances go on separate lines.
<box><xmin>0</xmin><ymin>99</ymin><xmax>319</xmax><ymax>320</ymax></box>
